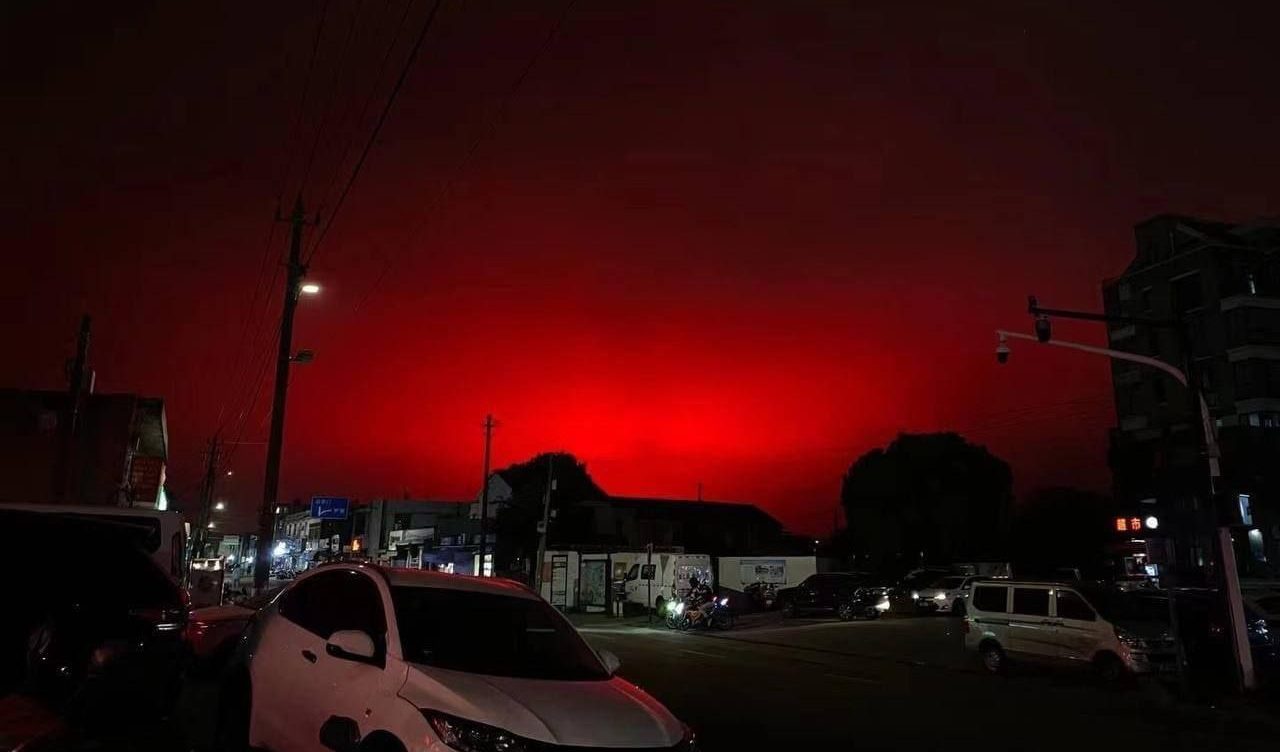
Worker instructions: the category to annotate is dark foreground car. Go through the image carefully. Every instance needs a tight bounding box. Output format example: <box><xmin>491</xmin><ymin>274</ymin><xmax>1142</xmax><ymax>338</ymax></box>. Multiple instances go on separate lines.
<box><xmin>0</xmin><ymin>510</ymin><xmax>187</xmax><ymax>741</ymax></box>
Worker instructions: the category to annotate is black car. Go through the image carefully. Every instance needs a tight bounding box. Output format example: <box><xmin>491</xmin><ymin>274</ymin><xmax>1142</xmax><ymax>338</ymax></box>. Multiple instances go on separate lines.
<box><xmin>1</xmin><ymin>510</ymin><xmax>188</xmax><ymax>736</ymax></box>
<box><xmin>777</xmin><ymin>573</ymin><xmax>883</xmax><ymax>619</ymax></box>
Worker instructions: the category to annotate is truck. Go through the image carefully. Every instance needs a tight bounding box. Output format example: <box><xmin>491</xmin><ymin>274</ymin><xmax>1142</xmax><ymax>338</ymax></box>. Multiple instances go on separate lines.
<box><xmin>717</xmin><ymin>556</ymin><xmax>820</xmax><ymax>601</ymax></box>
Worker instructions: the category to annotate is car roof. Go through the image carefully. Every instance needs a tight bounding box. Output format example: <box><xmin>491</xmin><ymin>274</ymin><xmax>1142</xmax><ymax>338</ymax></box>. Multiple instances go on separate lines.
<box><xmin>314</xmin><ymin>563</ymin><xmax>541</xmax><ymax>600</ymax></box>
<box><xmin>969</xmin><ymin>580</ymin><xmax>1073</xmax><ymax>588</ymax></box>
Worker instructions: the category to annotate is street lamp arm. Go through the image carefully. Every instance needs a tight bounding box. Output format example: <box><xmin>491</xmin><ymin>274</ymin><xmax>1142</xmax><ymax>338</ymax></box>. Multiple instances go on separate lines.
<box><xmin>996</xmin><ymin>329</ymin><xmax>1188</xmax><ymax>386</ymax></box>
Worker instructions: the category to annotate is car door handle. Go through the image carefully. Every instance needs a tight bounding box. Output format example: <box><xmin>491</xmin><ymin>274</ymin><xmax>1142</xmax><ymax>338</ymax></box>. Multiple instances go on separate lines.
<box><xmin>301</xmin><ymin>649</ymin><xmax>317</xmax><ymax>664</ymax></box>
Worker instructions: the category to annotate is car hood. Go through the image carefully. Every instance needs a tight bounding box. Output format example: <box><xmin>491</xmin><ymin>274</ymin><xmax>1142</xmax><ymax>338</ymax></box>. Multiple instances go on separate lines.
<box><xmin>399</xmin><ymin>663</ymin><xmax>683</xmax><ymax>747</ymax></box>
<box><xmin>1112</xmin><ymin>619</ymin><xmax>1172</xmax><ymax>641</ymax></box>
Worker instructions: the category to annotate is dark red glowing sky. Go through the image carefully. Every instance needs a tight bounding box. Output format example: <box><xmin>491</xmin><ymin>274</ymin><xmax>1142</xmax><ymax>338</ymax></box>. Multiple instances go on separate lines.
<box><xmin>3</xmin><ymin>1</ymin><xmax>1278</xmax><ymax>534</ymax></box>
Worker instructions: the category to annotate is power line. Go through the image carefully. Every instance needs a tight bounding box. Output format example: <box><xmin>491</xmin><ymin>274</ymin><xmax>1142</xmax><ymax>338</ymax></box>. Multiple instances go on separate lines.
<box><xmin>298</xmin><ymin>0</ymin><xmax>369</xmax><ymax>194</ymax></box>
<box><xmin>349</xmin><ymin>0</ymin><xmax>579</xmax><ymax>314</ymax></box>
<box><xmin>305</xmin><ymin>0</ymin><xmax>447</xmax><ymax>267</ymax></box>
<box><xmin>213</xmin><ymin>0</ymin><xmax>338</xmax><ymax>438</ymax></box>
<box><xmin>309</xmin><ymin>0</ymin><xmax>416</xmax><ymax>232</ymax></box>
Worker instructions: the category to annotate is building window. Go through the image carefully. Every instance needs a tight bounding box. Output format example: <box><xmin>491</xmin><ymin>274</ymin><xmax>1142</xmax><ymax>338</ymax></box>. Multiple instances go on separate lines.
<box><xmin>1172</xmin><ymin>273</ymin><xmax>1203</xmax><ymax>313</ymax></box>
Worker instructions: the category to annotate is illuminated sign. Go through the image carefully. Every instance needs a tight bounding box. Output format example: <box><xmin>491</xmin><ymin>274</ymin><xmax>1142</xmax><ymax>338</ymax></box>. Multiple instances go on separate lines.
<box><xmin>1114</xmin><ymin>516</ymin><xmax>1143</xmax><ymax>533</ymax></box>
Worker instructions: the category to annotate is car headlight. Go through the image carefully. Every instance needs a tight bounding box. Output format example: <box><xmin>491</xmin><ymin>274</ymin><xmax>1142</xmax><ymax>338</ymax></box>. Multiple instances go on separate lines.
<box><xmin>911</xmin><ymin>591</ymin><xmax>919</xmax><ymax>600</ymax></box>
<box><xmin>675</xmin><ymin>602</ymin><xmax>685</xmax><ymax>615</ymax></box>
<box><xmin>934</xmin><ymin>593</ymin><xmax>947</xmax><ymax>601</ymax></box>
<box><xmin>719</xmin><ymin>597</ymin><xmax>729</xmax><ymax>606</ymax></box>
<box><xmin>1115</xmin><ymin>630</ymin><xmax>1149</xmax><ymax>651</ymax></box>
<box><xmin>875</xmin><ymin>597</ymin><xmax>891</xmax><ymax>611</ymax></box>
<box><xmin>423</xmin><ymin>711</ymin><xmax>534</xmax><ymax>752</ymax></box>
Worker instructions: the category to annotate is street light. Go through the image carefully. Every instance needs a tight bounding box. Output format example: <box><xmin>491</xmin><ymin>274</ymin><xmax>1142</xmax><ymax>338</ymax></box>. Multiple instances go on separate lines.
<box><xmin>300</xmin><ymin>282</ymin><xmax>320</xmax><ymax>295</ymax></box>
<box><xmin>214</xmin><ymin>501</ymin><xmax>226</xmax><ymax>511</ymax></box>
<box><xmin>207</xmin><ymin>521</ymin><xmax>215</xmax><ymax>529</ymax></box>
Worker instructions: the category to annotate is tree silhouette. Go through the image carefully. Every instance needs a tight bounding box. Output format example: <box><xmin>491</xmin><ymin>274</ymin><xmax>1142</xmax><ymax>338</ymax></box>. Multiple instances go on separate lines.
<box><xmin>840</xmin><ymin>432</ymin><xmax>1012</xmax><ymax>570</ymax></box>
<box><xmin>491</xmin><ymin>452</ymin><xmax>605</xmax><ymax>579</ymax></box>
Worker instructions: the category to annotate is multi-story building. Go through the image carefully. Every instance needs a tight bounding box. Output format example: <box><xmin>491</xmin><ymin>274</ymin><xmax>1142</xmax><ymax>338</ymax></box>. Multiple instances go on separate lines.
<box><xmin>0</xmin><ymin>388</ymin><xmax>168</xmax><ymax>508</ymax></box>
<box><xmin>1102</xmin><ymin>215</ymin><xmax>1280</xmax><ymax>576</ymax></box>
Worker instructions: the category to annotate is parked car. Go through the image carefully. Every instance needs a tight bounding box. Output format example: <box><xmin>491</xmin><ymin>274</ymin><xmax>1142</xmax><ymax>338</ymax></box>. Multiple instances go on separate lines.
<box><xmin>1134</xmin><ymin>588</ymin><xmax>1279</xmax><ymax>694</ymax></box>
<box><xmin>222</xmin><ymin>564</ymin><xmax>694</xmax><ymax>751</ymax></box>
<box><xmin>777</xmin><ymin>572</ymin><xmax>870</xmax><ymax>618</ymax></box>
<box><xmin>185</xmin><ymin>603</ymin><xmax>255</xmax><ymax>676</ymax></box>
<box><xmin>913</xmin><ymin>575</ymin><xmax>982</xmax><ymax>616</ymax></box>
<box><xmin>964</xmin><ymin>580</ymin><xmax>1176</xmax><ymax>681</ymax></box>
<box><xmin>1243</xmin><ymin>586</ymin><xmax>1280</xmax><ymax>631</ymax></box>
<box><xmin>1</xmin><ymin>509</ymin><xmax>188</xmax><ymax>735</ymax></box>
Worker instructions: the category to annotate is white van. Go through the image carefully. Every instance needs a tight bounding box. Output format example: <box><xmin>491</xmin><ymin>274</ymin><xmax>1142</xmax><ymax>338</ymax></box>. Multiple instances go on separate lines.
<box><xmin>964</xmin><ymin>580</ymin><xmax>1177</xmax><ymax>680</ymax></box>
<box><xmin>613</xmin><ymin>552</ymin><xmax>712</xmax><ymax>611</ymax></box>
<box><xmin>0</xmin><ymin>503</ymin><xmax>187</xmax><ymax>582</ymax></box>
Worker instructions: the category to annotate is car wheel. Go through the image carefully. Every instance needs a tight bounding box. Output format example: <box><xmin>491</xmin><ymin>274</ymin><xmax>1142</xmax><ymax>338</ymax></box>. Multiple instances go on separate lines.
<box><xmin>980</xmin><ymin>642</ymin><xmax>1006</xmax><ymax>674</ymax></box>
<box><xmin>837</xmin><ymin>601</ymin><xmax>856</xmax><ymax>621</ymax></box>
<box><xmin>1094</xmin><ymin>652</ymin><xmax>1127</xmax><ymax>684</ymax></box>
<box><xmin>781</xmin><ymin>601</ymin><xmax>795</xmax><ymax>619</ymax></box>
<box><xmin>952</xmin><ymin>600</ymin><xmax>966</xmax><ymax>618</ymax></box>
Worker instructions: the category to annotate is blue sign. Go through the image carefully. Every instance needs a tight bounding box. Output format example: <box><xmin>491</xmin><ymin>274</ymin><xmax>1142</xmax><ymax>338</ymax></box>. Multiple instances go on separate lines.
<box><xmin>310</xmin><ymin>496</ymin><xmax>350</xmax><ymax>520</ymax></box>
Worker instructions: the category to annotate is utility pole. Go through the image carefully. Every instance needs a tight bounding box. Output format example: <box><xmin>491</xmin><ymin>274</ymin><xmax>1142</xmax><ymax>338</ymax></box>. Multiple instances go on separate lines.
<box><xmin>477</xmin><ymin>414</ymin><xmax>496</xmax><ymax>577</ymax></box>
<box><xmin>56</xmin><ymin>315</ymin><xmax>91</xmax><ymax>503</ymax></box>
<box><xmin>533</xmin><ymin>455</ymin><xmax>555</xmax><ymax>594</ymax></box>
<box><xmin>195</xmin><ymin>436</ymin><xmax>221</xmax><ymax>558</ymax></box>
<box><xmin>254</xmin><ymin>196</ymin><xmax>310</xmax><ymax>594</ymax></box>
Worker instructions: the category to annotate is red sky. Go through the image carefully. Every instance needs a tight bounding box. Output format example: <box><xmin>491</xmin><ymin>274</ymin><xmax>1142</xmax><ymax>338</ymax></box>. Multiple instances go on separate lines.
<box><xmin>3</xmin><ymin>1</ymin><xmax>1278</xmax><ymax>534</ymax></box>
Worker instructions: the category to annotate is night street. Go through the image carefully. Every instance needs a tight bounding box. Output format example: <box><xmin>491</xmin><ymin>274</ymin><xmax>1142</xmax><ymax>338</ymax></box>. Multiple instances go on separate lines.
<box><xmin>582</xmin><ymin>617</ymin><xmax>1280</xmax><ymax>751</ymax></box>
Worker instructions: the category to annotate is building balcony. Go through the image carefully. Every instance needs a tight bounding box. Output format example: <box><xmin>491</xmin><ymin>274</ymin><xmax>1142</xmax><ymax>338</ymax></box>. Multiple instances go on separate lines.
<box><xmin>1221</xmin><ymin>294</ymin><xmax>1280</xmax><ymax>312</ymax></box>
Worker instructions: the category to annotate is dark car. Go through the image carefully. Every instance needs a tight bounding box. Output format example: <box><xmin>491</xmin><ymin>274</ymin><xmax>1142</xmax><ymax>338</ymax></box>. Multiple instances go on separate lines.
<box><xmin>1125</xmin><ymin>588</ymin><xmax>1277</xmax><ymax>695</ymax></box>
<box><xmin>0</xmin><ymin>510</ymin><xmax>188</xmax><ymax>736</ymax></box>
<box><xmin>777</xmin><ymin>573</ymin><xmax>873</xmax><ymax>618</ymax></box>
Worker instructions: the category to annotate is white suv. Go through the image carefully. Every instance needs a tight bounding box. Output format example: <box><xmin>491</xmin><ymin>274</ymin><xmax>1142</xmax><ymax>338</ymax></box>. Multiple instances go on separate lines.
<box><xmin>222</xmin><ymin>564</ymin><xmax>693</xmax><ymax>751</ymax></box>
<box><xmin>963</xmin><ymin>580</ymin><xmax>1177</xmax><ymax>681</ymax></box>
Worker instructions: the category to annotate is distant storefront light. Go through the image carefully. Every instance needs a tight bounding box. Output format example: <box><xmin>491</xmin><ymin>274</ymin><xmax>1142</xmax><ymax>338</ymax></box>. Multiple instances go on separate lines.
<box><xmin>1144</xmin><ymin>516</ymin><xmax>1159</xmax><ymax>530</ymax></box>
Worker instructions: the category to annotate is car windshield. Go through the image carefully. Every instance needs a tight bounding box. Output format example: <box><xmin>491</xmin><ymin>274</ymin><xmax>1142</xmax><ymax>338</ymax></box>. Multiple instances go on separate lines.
<box><xmin>390</xmin><ymin>586</ymin><xmax>609</xmax><ymax>681</ymax></box>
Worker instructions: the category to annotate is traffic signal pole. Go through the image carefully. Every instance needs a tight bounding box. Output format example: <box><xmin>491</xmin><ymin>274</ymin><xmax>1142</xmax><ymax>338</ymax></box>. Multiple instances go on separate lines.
<box><xmin>1001</xmin><ymin>296</ymin><xmax>1255</xmax><ymax>691</ymax></box>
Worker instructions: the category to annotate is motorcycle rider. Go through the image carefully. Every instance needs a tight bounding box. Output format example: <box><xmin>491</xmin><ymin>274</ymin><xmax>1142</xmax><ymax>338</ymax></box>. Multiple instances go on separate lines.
<box><xmin>684</xmin><ymin>575</ymin><xmax>715</xmax><ymax>626</ymax></box>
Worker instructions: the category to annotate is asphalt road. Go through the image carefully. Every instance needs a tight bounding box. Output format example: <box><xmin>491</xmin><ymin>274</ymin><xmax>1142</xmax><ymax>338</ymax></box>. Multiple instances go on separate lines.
<box><xmin>580</xmin><ymin>616</ymin><xmax>1279</xmax><ymax>752</ymax></box>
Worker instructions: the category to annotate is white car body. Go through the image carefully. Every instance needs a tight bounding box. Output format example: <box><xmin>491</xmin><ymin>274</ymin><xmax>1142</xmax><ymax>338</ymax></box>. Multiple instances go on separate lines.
<box><xmin>914</xmin><ymin>575</ymin><xmax>980</xmax><ymax>613</ymax></box>
<box><xmin>963</xmin><ymin>580</ymin><xmax>1176</xmax><ymax>675</ymax></box>
<box><xmin>242</xmin><ymin>564</ymin><xmax>689</xmax><ymax>751</ymax></box>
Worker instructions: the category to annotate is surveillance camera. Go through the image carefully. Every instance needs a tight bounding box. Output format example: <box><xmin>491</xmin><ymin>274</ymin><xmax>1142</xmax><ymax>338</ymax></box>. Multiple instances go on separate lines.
<box><xmin>996</xmin><ymin>343</ymin><xmax>1010</xmax><ymax>364</ymax></box>
<box><xmin>1034</xmin><ymin>315</ymin><xmax>1051</xmax><ymax>343</ymax></box>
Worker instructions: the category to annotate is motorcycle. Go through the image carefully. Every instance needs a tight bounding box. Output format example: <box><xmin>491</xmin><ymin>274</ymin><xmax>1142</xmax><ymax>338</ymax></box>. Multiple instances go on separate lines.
<box><xmin>665</xmin><ymin>595</ymin><xmax>736</xmax><ymax>630</ymax></box>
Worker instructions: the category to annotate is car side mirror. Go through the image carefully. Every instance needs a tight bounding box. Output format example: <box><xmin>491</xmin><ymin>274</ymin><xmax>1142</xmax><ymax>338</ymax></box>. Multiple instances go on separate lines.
<box><xmin>598</xmin><ymin>648</ymin><xmax>621</xmax><ymax>676</ymax></box>
<box><xmin>326</xmin><ymin>630</ymin><xmax>377</xmax><ymax>663</ymax></box>
<box><xmin>319</xmin><ymin>715</ymin><xmax>361</xmax><ymax>752</ymax></box>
